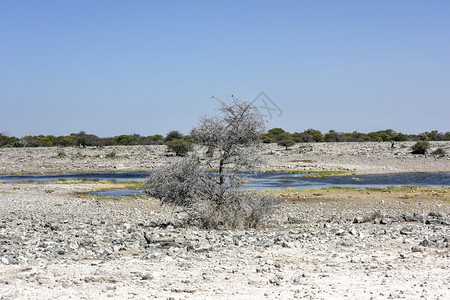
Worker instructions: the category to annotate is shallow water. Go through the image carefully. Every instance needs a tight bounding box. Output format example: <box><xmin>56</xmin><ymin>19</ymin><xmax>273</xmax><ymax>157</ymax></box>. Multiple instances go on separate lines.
<box><xmin>1</xmin><ymin>171</ymin><xmax>449</xmax><ymax>197</ymax></box>
<box><xmin>0</xmin><ymin>172</ymin><xmax>148</xmax><ymax>183</ymax></box>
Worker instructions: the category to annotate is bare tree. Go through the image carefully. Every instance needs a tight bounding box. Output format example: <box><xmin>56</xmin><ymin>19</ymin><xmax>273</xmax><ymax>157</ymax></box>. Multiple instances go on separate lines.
<box><xmin>191</xmin><ymin>97</ymin><xmax>266</xmax><ymax>195</ymax></box>
<box><xmin>145</xmin><ymin>97</ymin><xmax>280</xmax><ymax>229</ymax></box>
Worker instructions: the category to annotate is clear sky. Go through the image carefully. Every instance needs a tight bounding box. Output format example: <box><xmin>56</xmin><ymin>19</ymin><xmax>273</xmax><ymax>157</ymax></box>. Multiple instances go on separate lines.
<box><xmin>1</xmin><ymin>0</ymin><xmax>449</xmax><ymax>137</ymax></box>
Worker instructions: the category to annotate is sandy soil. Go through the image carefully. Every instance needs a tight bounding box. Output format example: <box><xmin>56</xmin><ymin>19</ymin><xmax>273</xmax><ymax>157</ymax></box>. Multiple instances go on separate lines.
<box><xmin>1</xmin><ymin>142</ymin><xmax>449</xmax><ymax>299</ymax></box>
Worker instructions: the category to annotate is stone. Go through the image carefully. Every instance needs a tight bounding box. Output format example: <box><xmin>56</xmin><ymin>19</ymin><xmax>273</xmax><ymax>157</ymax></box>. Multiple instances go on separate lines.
<box><xmin>194</xmin><ymin>244</ymin><xmax>212</xmax><ymax>253</ymax></box>
<box><xmin>288</xmin><ymin>217</ymin><xmax>306</xmax><ymax>224</ymax></box>
<box><xmin>400</xmin><ymin>226</ymin><xmax>414</xmax><ymax>235</ymax></box>
<box><xmin>428</xmin><ymin>212</ymin><xmax>443</xmax><ymax>218</ymax></box>
<box><xmin>380</xmin><ymin>218</ymin><xmax>392</xmax><ymax>225</ymax></box>
<box><xmin>269</xmin><ymin>277</ymin><xmax>282</xmax><ymax>286</ymax></box>
<box><xmin>425</xmin><ymin>219</ymin><xmax>441</xmax><ymax>225</ymax></box>
<box><xmin>419</xmin><ymin>239</ymin><xmax>429</xmax><ymax>247</ymax></box>
<box><xmin>349</xmin><ymin>228</ymin><xmax>358</xmax><ymax>236</ymax></box>
<box><xmin>411</xmin><ymin>246</ymin><xmax>425</xmax><ymax>253</ymax></box>
<box><xmin>353</xmin><ymin>217</ymin><xmax>365</xmax><ymax>224</ymax></box>
<box><xmin>335</xmin><ymin>229</ymin><xmax>346</xmax><ymax>236</ymax></box>
<box><xmin>131</xmin><ymin>232</ymin><xmax>147</xmax><ymax>247</ymax></box>
<box><xmin>141</xmin><ymin>273</ymin><xmax>153</xmax><ymax>280</ymax></box>
<box><xmin>1</xmin><ymin>257</ymin><xmax>9</xmax><ymax>265</ymax></box>
<box><xmin>282</xmin><ymin>241</ymin><xmax>293</xmax><ymax>248</ymax></box>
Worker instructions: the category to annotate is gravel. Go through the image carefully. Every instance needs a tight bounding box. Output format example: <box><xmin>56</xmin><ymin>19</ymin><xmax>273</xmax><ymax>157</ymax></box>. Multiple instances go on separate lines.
<box><xmin>1</xmin><ymin>182</ymin><xmax>449</xmax><ymax>299</ymax></box>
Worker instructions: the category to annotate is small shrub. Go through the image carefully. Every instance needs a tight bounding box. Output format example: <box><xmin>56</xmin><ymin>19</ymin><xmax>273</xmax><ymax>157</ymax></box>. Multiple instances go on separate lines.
<box><xmin>431</xmin><ymin>147</ymin><xmax>446</xmax><ymax>158</ymax></box>
<box><xmin>166</xmin><ymin>139</ymin><xmax>193</xmax><ymax>156</ymax></box>
<box><xmin>145</xmin><ymin>155</ymin><xmax>280</xmax><ymax>229</ymax></box>
<box><xmin>277</xmin><ymin>137</ymin><xmax>295</xmax><ymax>150</ymax></box>
<box><xmin>105</xmin><ymin>151</ymin><xmax>117</xmax><ymax>158</ymax></box>
<box><xmin>57</xmin><ymin>150</ymin><xmax>67</xmax><ymax>158</ymax></box>
<box><xmin>411</xmin><ymin>141</ymin><xmax>430</xmax><ymax>154</ymax></box>
<box><xmin>193</xmin><ymin>192</ymin><xmax>280</xmax><ymax>229</ymax></box>
<box><xmin>75</xmin><ymin>151</ymin><xmax>88</xmax><ymax>158</ymax></box>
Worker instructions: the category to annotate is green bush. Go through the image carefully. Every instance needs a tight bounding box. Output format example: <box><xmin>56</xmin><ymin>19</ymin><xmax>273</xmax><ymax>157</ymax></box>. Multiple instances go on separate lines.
<box><xmin>166</xmin><ymin>139</ymin><xmax>193</xmax><ymax>156</ymax></box>
<box><xmin>75</xmin><ymin>151</ymin><xmax>89</xmax><ymax>158</ymax></box>
<box><xmin>411</xmin><ymin>141</ymin><xmax>430</xmax><ymax>155</ymax></box>
<box><xmin>277</xmin><ymin>137</ymin><xmax>295</xmax><ymax>149</ymax></box>
<box><xmin>431</xmin><ymin>148</ymin><xmax>446</xmax><ymax>158</ymax></box>
<box><xmin>301</xmin><ymin>129</ymin><xmax>324</xmax><ymax>142</ymax></box>
<box><xmin>57</xmin><ymin>150</ymin><xmax>67</xmax><ymax>158</ymax></box>
<box><xmin>105</xmin><ymin>151</ymin><xmax>117</xmax><ymax>158</ymax></box>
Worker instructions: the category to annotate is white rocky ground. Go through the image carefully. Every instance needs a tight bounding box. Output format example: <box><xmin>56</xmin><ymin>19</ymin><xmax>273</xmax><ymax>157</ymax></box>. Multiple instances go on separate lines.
<box><xmin>0</xmin><ymin>141</ymin><xmax>449</xmax><ymax>175</ymax></box>
<box><xmin>1</xmin><ymin>183</ymin><xmax>449</xmax><ymax>299</ymax></box>
<box><xmin>1</xmin><ymin>143</ymin><xmax>449</xmax><ymax>299</ymax></box>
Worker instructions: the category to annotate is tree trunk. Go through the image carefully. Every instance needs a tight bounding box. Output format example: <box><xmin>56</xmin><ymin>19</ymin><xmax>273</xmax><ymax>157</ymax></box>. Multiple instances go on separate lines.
<box><xmin>219</xmin><ymin>158</ymin><xmax>224</xmax><ymax>186</ymax></box>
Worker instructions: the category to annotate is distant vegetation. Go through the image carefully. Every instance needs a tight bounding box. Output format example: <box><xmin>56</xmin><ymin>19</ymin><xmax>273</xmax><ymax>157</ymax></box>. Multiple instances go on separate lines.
<box><xmin>1</xmin><ymin>128</ymin><xmax>449</xmax><ymax>148</ymax></box>
<box><xmin>411</xmin><ymin>141</ymin><xmax>430</xmax><ymax>155</ymax></box>
<box><xmin>0</xmin><ymin>131</ymin><xmax>166</xmax><ymax>148</ymax></box>
<box><xmin>262</xmin><ymin>128</ymin><xmax>450</xmax><ymax>144</ymax></box>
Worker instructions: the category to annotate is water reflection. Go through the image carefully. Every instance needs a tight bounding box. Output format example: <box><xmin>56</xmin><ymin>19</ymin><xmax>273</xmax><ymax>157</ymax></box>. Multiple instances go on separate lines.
<box><xmin>1</xmin><ymin>171</ymin><xmax>448</xmax><ymax>197</ymax></box>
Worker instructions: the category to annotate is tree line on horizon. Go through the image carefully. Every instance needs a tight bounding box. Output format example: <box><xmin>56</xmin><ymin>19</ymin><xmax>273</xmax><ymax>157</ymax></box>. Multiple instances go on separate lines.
<box><xmin>0</xmin><ymin>128</ymin><xmax>449</xmax><ymax>148</ymax></box>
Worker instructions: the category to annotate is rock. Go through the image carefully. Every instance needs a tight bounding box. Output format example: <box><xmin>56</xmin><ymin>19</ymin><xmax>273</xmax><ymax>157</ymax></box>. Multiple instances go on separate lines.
<box><xmin>288</xmin><ymin>217</ymin><xmax>307</xmax><ymax>224</ymax></box>
<box><xmin>1</xmin><ymin>257</ymin><xmax>9</xmax><ymax>265</ymax></box>
<box><xmin>171</xmin><ymin>287</ymin><xmax>197</xmax><ymax>293</ymax></box>
<box><xmin>428</xmin><ymin>212</ymin><xmax>443</xmax><ymax>218</ymax></box>
<box><xmin>400</xmin><ymin>226</ymin><xmax>415</xmax><ymax>235</ymax></box>
<box><xmin>194</xmin><ymin>243</ymin><xmax>212</xmax><ymax>253</ymax></box>
<box><xmin>380</xmin><ymin>218</ymin><xmax>392</xmax><ymax>225</ymax></box>
<box><xmin>248</xmin><ymin>279</ymin><xmax>258</xmax><ymax>285</ymax></box>
<box><xmin>131</xmin><ymin>232</ymin><xmax>147</xmax><ymax>247</ymax></box>
<box><xmin>419</xmin><ymin>239</ymin><xmax>429</xmax><ymax>247</ymax></box>
<box><xmin>142</xmin><ymin>247</ymin><xmax>162</xmax><ymax>260</ymax></box>
<box><xmin>353</xmin><ymin>217</ymin><xmax>365</xmax><ymax>224</ymax></box>
<box><xmin>141</xmin><ymin>273</ymin><xmax>154</xmax><ymax>280</ymax></box>
<box><xmin>269</xmin><ymin>277</ymin><xmax>282</xmax><ymax>286</ymax></box>
<box><xmin>335</xmin><ymin>229</ymin><xmax>346</xmax><ymax>236</ymax></box>
<box><xmin>282</xmin><ymin>241</ymin><xmax>293</xmax><ymax>248</ymax></box>
<box><xmin>426</xmin><ymin>218</ymin><xmax>441</xmax><ymax>225</ymax></box>
<box><xmin>411</xmin><ymin>246</ymin><xmax>425</xmax><ymax>253</ymax></box>
<box><xmin>162</xmin><ymin>256</ymin><xmax>174</xmax><ymax>262</ymax></box>
<box><xmin>292</xmin><ymin>277</ymin><xmax>302</xmax><ymax>284</ymax></box>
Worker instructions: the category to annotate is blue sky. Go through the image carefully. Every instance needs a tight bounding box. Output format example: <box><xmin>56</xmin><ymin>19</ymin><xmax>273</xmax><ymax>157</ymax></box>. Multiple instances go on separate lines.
<box><xmin>1</xmin><ymin>0</ymin><xmax>449</xmax><ymax>137</ymax></box>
